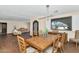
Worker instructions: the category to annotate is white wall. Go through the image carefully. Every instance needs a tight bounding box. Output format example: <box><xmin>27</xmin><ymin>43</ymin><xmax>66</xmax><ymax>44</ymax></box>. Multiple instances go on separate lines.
<box><xmin>0</xmin><ymin>20</ymin><xmax>28</xmax><ymax>33</ymax></box>
<box><xmin>72</xmin><ymin>15</ymin><xmax>79</xmax><ymax>30</ymax></box>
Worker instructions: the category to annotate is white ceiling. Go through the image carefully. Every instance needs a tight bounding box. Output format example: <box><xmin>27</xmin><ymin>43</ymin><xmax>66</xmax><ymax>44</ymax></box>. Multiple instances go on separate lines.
<box><xmin>0</xmin><ymin>5</ymin><xmax>79</xmax><ymax>21</ymax></box>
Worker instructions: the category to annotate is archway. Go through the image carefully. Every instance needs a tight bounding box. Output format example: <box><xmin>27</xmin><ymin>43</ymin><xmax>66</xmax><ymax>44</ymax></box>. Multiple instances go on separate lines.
<box><xmin>33</xmin><ymin>20</ymin><xmax>39</xmax><ymax>36</ymax></box>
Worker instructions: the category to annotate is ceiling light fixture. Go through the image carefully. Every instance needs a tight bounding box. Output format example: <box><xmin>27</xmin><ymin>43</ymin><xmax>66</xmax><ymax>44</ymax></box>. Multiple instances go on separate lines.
<box><xmin>46</xmin><ymin>5</ymin><xmax>50</xmax><ymax>17</ymax></box>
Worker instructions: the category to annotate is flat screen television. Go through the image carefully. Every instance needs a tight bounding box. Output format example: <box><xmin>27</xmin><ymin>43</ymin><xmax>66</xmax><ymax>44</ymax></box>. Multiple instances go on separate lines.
<box><xmin>51</xmin><ymin>16</ymin><xmax>72</xmax><ymax>31</ymax></box>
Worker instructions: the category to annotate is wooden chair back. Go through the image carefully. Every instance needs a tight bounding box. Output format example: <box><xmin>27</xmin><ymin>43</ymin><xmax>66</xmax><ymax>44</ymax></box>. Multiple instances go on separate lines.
<box><xmin>57</xmin><ymin>34</ymin><xmax>63</xmax><ymax>48</ymax></box>
<box><xmin>53</xmin><ymin>34</ymin><xmax>64</xmax><ymax>53</ymax></box>
<box><xmin>17</xmin><ymin>35</ymin><xmax>26</xmax><ymax>53</ymax></box>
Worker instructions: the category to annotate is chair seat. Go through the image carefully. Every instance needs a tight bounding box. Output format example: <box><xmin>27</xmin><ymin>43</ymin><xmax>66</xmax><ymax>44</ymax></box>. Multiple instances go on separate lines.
<box><xmin>26</xmin><ymin>47</ymin><xmax>38</xmax><ymax>53</ymax></box>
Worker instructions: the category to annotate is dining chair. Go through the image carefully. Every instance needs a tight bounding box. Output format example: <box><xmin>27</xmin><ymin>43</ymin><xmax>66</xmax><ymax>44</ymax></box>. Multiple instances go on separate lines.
<box><xmin>70</xmin><ymin>30</ymin><xmax>79</xmax><ymax>48</ymax></box>
<box><xmin>17</xmin><ymin>35</ymin><xmax>38</xmax><ymax>53</ymax></box>
<box><xmin>53</xmin><ymin>34</ymin><xmax>64</xmax><ymax>53</ymax></box>
<box><xmin>17</xmin><ymin>35</ymin><xmax>27</xmax><ymax>53</ymax></box>
<box><xmin>39</xmin><ymin>30</ymin><xmax>48</xmax><ymax>39</ymax></box>
<box><xmin>39</xmin><ymin>30</ymin><xmax>43</xmax><ymax>37</ymax></box>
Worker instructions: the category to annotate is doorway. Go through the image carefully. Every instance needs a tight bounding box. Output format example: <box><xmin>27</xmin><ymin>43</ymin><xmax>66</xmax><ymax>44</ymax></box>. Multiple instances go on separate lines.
<box><xmin>0</xmin><ymin>22</ymin><xmax>7</xmax><ymax>35</ymax></box>
<box><xmin>33</xmin><ymin>20</ymin><xmax>39</xmax><ymax>36</ymax></box>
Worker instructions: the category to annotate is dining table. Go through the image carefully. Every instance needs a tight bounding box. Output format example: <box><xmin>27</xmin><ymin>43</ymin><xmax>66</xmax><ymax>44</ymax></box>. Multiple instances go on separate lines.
<box><xmin>24</xmin><ymin>35</ymin><xmax>58</xmax><ymax>52</ymax></box>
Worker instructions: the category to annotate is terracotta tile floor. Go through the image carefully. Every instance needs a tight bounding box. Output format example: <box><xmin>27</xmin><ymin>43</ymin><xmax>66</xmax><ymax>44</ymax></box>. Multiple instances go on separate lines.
<box><xmin>0</xmin><ymin>34</ymin><xmax>79</xmax><ymax>53</ymax></box>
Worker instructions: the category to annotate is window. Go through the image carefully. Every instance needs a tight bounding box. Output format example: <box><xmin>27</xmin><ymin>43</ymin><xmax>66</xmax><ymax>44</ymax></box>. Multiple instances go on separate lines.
<box><xmin>51</xmin><ymin>21</ymin><xmax>68</xmax><ymax>30</ymax></box>
<box><xmin>51</xmin><ymin>16</ymin><xmax>72</xmax><ymax>30</ymax></box>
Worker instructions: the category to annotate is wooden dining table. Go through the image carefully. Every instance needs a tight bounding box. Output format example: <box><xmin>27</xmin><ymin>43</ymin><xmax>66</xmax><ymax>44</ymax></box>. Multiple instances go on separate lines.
<box><xmin>24</xmin><ymin>35</ymin><xmax>58</xmax><ymax>52</ymax></box>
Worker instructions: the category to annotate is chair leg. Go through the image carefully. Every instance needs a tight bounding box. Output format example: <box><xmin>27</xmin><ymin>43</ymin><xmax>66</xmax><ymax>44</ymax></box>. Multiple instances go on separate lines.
<box><xmin>61</xmin><ymin>46</ymin><xmax>64</xmax><ymax>52</ymax></box>
<box><xmin>53</xmin><ymin>48</ymin><xmax>58</xmax><ymax>53</ymax></box>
